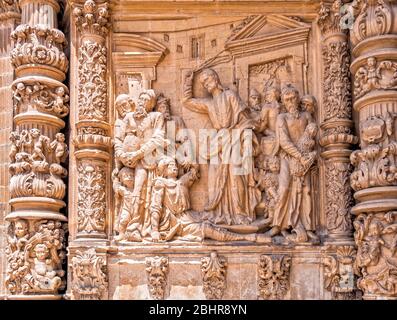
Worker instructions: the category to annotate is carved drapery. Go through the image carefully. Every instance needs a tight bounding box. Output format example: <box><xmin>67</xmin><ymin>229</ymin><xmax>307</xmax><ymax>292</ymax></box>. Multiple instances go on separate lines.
<box><xmin>72</xmin><ymin>0</ymin><xmax>111</xmax><ymax>240</ymax></box>
<box><xmin>318</xmin><ymin>0</ymin><xmax>357</xmax><ymax>244</ymax></box>
<box><xmin>350</xmin><ymin>0</ymin><xmax>397</xmax><ymax>300</ymax></box>
<box><xmin>5</xmin><ymin>0</ymin><xmax>68</xmax><ymax>299</ymax></box>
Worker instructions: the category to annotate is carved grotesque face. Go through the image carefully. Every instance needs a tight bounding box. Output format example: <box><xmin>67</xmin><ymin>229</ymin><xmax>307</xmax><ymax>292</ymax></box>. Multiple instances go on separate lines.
<box><xmin>34</xmin><ymin>244</ymin><xmax>49</xmax><ymax>261</ymax></box>
<box><xmin>30</xmin><ymin>128</ymin><xmax>40</xmax><ymax>138</ymax></box>
<box><xmin>282</xmin><ymin>92</ymin><xmax>299</xmax><ymax>114</ymax></box>
<box><xmin>15</xmin><ymin>220</ymin><xmax>28</xmax><ymax>238</ymax></box>
<box><xmin>249</xmin><ymin>93</ymin><xmax>261</xmax><ymax>108</ymax></box>
<box><xmin>166</xmin><ymin>160</ymin><xmax>178</xmax><ymax>178</ymax></box>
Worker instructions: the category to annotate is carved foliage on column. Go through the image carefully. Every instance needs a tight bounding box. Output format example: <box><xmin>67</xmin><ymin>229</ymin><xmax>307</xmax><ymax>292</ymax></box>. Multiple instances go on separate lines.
<box><xmin>9</xmin><ymin>129</ymin><xmax>68</xmax><ymax>199</ymax></box>
<box><xmin>77</xmin><ymin>163</ymin><xmax>106</xmax><ymax>234</ymax></box>
<box><xmin>325</xmin><ymin>162</ymin><xmax>354</xmax><ymax>233</ymax></box>
<box><xmin>350</xmin><ymin>113</ymin><xmax>397</xmax><ymax>191</ymax></box>
<box><xmin>11</xmin><ymin>24</ymin><xmax>68</xmax><ymax>73</ymax></box>
<box><xmin>5</xmin><ymin>219</ymin><xmax>67</xmax><ymax>295</ymax></box>
<box><xmin>71</xmin><ymin>249</ymin><xmax>108</xmax><ymax>300</ymax></box>
<box><xmin>201</xmin><ymin>251</ymin><xmax>227</xmax><ymax>300</ymax></box>
<box><xmin>354</xmin><ymin>211</ymin><xmax>397</xmax><ymax>298</ymax></box>
<box><xmin>78</xmin><ymin>40</ymin><xmax>107</xmax><ymax>121</ymax></box>
<box><xmin>145</xmin><ymin>256</ymin><xmax>169</xmax><ymax>300</ymax></box>
<box><xmin>324</xmin><ymin>246</ymin><xmax>359</xmax><ymax>300</ymax></box>
<box><xmin>258</xmin><ymin>254</ymin><xmax>291</xmax><ymax>300</ymax></box>
<box><xmin>322</xmin><ymin>41</ymin><xmax>351</xmax><ymax>120</ymax></box>
<box><xmin>73</xmin><ymin>0</ymin><xmax>110</xmax><ymax>38</ymax></box>
<box><xmin>318</xmin><ymin>0</ymin><xmax>343</xmax><ymax>35</ymax></box>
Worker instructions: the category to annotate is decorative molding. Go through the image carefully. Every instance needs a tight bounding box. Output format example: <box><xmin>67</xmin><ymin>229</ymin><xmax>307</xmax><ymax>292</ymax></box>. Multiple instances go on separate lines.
<box><xmin>145</xmin><ymin>256</ymin><xmax>169</xmax><ymax>300</ymax></box>
<box><xmin>201</xmin><ymin>252</ymin><xmax>227</xmax><ymax>300</ymax></box>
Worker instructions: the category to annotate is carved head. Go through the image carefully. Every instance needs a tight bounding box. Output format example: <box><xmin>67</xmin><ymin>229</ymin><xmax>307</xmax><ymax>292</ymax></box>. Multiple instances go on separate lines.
<box><xmin>301</xmin><ymin>95</ymin><xmax>316</xmax><ymax>114</ymax></box>
<box><xmin>264</xmin><ymin>86</ymin><xmax>280</xmax><ymax>103</ymax></box>
<box><xmin>198</xmin><ymin>68</ymin><xmax>222</xmax><ymax>95</ymax></box>
<box><xmin>157</xmin><ymin>156</ymin><xmax>178</xmax><ymax>178</ymax></box>
<box><xmin>249</xmin><ymin>89</ymin><xmax>261</xmax><ymax>108</ymax></box>
<box><xmin>30</xmin><ymin>128</ymin><xmax>41</xmax><ymax>138</ymax></box>
<box><xmin>118</xmin><ymin>167</ymin><xmax>135</xmax><ymax>189</ymax></box>
<box><xmin>14</xmin><ymin>219</ymin><xmax>28</xmax><ymax>238</ymax></box>
<box><xmin>55</xmin><ymin>133</ymin><xmax>65</xmax><ymax>142</ymax></box>
<box><xmin>9</xmin><ymin>131</ymin><xmax>19</xmax><ymax>143</ymax></box>
<box><xmin>84</xmin><ymin>0</ymin><xmax>96</xmax><ymax>14</ymax></box>
<box><xmin>138</xmin><ymin>90</ymin><xmax>157</xmax><ymax>113</ymax></box>
<box><xmin>33</xmin><ymin>243</ymin><xmax>50</xmax><ymax>262</ymax></box>
<box><xmin>367</xmin><ymin>57</ymin><xmax>376</xmax><ymax>68</ymax></box>
<box><xmin>267</xmin><ymin>156</ymin><xmax>280</xmax><ymax>173</ymax></box>
<box><xmin>156</xmin><ymin>94</ymin><xmax>172</xmax><ymax>120</ymax></box>
<box><xmin>55</xmin><ymin>87</ymin><xmax>65</xmax><ymax>96</ymax></box>
<box><xmin>281</xmin><ymin>84</ymin><xmax>300</xmax><ymax>114</ymax></box>
<box><xmin>115</xmin><ymin>94</ymin><xmax>135</xmax><ymax>119</ymax></box>
<box><xmin>16</xmin><ymin>82</ymin><xmax>25</xmax><ymax>92</ymax></box>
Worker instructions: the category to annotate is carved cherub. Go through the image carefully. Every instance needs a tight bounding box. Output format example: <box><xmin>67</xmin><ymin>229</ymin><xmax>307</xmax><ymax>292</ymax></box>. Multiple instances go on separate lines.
<box><xmin>9</xmin><ymin>131</ymin><xmax>20</xmax><ymax>163</ymax></box>
<box><xmin>51</xmin><ymin>87</ymin><xmax>69</xmax><ymax>117</ymax></box>
<box><xmin>50</xmin><ymin>133</ymin><xmax>68</xmax><ymax>164</ymax></box>
<box><xmin>8</xmin><ymin>219</ymin><xmax>30</xmax><ymax>253</ymax></box>
<box><xmin>354</xmin><ymin>57</ymin><xmax>379</xmax><ymax>96</ymax></box>
<box><xmin>30</xmin><ymin>128</ymin><xmax>49</xmax><ymax>163</ymax></box>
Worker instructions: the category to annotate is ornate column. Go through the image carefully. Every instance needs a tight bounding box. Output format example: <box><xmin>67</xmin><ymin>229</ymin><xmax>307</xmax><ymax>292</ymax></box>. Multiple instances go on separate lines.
<box><xmin>0</xmin><ymin>0</ymin><xmax>20</xmax><ymax>299</ymax></box>
<box><xmin>70</xmin><ymin>0</ymin><xmax>111</xmax><ymax>241</ymax></box>
<box><xmin>349</xmin><ymin>0</ymin><xmax>397</xmax><ymax>300</ymax></box>
<box><xmin>66</xmin><ymin>0</ymin><xmax>110</xmax><ymax>300</ymax></box>
<box><xmin>318</xmin><ymin>0</ymin><xmax>358</xmax><ymax>245</ymax></box>
<box><xmin>5</xmin><ymin>0</ymin><xmax>69</xmax><ymax>299</ymax></box>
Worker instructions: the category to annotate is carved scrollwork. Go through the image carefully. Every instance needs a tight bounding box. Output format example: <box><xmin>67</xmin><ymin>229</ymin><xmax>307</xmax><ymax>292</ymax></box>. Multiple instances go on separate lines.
<box><xmin>324</xmin><ymin>246</ymin><xmax>359</xmax><ymax>300</ymax></box>
<box><xmin>318</xmin><ymin>0</ymin><xmax>344</xmax><ymax>35</ymax></box>
<box><xmin>145</xmin><ymin>256</ymin><xmax>169</xmax><ymax>300</ymax></box>
<box><xmin>354</xmin><ymin>57</ymin><xmax>397</xmax><ymax>98</ymax></box>
<box><xmin>258</xmin><ymin>255</ymin><xmax>291</xmax><ymax>300</ymax></box>
<box><xmin>13</xmin><ymin>81</ymin><xmax>69</xmax><ymax>118</ymax></box>
<box><xmin>354</xmin><ymin>211</ymin><xmax>397</xmax><ymax>298</ymax></box>
<box><xmin>78</xmin><ymin>40</ymin><xmax>107</xmax><ymax>121</ymax></box>
<box><xmin>322</xmin><ymin>41</ymin><xmax>352</xmax><ymax>120</ymax></box>
<box><xmin>77</xmin><ymin>163</ymin><xmax>106</xmax><ymax>235</ymax></box>
<box><xmin>73</xmin><ymin>0</ymin><xmax>110</xmax><ymax>38</ymax></box>
<box><xmin>201</xmin><ymin>252</ymin><xmax>227</xmax><ymax>300</ymax></box>
<box><xmin>325</xmin><ymin>162</ymin><xmax>354</xmax><ymax>234</ymax></box>
<box><xmin>71</xmin><ymin>249</ymin><xmax>108</xmax><ymax>300</ymax></box>
<box><xmin>350</xmin><ymin>114</ymin><xmax>397</xmax><ymax>191</ymax></box>
<box><xmin>9</xmin><ymin>129</ymin><xmax>68</xmax><ymax>199</ymax></box>
<box><xmin>10</xmin><ymin>24</ymin><xmax>68</xmax><ymax>73</ymax></box>
<box><xmin>5</xmin><ymin>219</ymin><xmax>67</xmax><ymax>295</ymax></box>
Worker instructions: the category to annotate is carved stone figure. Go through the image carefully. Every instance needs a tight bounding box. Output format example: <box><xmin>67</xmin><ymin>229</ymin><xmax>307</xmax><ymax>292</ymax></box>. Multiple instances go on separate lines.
<box><xmin>258</xmin><ymin>254</ymin><xmax>291</xmax><ymax>300</ymax></box>
<box><xmin>145</xmin><ymin>256</ymin><xmax>169</xmax><ymax>300</ymax></box>
<box><xmin>183</xmin><ymin>68</ymin><xmax>260</xmax><ymax>226</ymax></box>
<box><xmin>71</xmin><ymin>249</ymin><xmax>108</xmax><ymax>300</ymax></box>
<box><xmin>201</xmin><ymin>251</ymin><xmax>227</xmax><ymax>299</ymax></box>
<box><xmin>264</xmin><ymin>84</ymin><xmax>318</xmax><ymax>243</ymax></box>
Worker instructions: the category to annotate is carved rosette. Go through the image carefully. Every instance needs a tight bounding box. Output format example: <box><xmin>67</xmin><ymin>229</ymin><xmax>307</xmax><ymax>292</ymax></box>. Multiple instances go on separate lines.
<box><xmin>6</xmin><ymin>0</ymin><xmax>69</xmax><ymax>299</ymax></box>
<box><xmin>318</xmin><ymin>0</ymin><xmax>357</xmax><ymax>244</ymax></box>
<box><xmin>72</xmin><ymin>0</ymin><xmax>111</xmax><ymax>241</ymax></box>
<box><xmin>350</xmin><ymin>0</ymin><xmax>397</xmax><ymax>300</ymax></box>
<box><xmin>323</xmin><ymin>246</ymin><xmax>360</xmax><ymax>300</ymax></box>
<box><xmin>258</xmin><ymin>254</ymin><xmax>291</xmax><ymax>300</ymax></box>
<box><xmin>145</xmin><ymin>256</ymin><xmax>169</xmax><ymax>300</ymax></box>
<box><xmin>71</xmin><ymin>249</ymin><xmax>108</xmax><ymax>300</ymax></box>
<box><xmin>201</xmin><ymin>252</ymin><xmax>227</xmax><ymax>300</ymax></box>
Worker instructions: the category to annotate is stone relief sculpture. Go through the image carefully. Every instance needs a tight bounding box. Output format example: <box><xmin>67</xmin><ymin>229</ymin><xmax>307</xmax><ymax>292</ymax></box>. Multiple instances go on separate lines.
<box><xmin>5</xmin><ymin>219</ymin><xmax>67</xmax><ymax>295</ymax></box>
<box><xmin>201</xmin><ymin>251</ymin><xmax>227</xmax><ymax>300</ymax></box>
<box><xmin>258</xmin><ymin>254</ymin><xmax>291</xmax><ymax>300</ymax></box>
<box><xmin>71</xmin><ymin>249</ymin><xmax>108</xmax><ymax>300</ymax></box>
<box><xmin>145</xmin><ymin>256</ymin><xmax>169</xmax><ymax>300</ymax></box>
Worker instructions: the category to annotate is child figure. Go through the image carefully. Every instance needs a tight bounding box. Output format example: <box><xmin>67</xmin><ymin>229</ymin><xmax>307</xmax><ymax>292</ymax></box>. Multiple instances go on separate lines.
<box><xmin>52</xmin><ymin>87</ymin><xmax>69</xmax><ymax>117</ymax></box>
<box><xmin>50</xmin><ymin>133</ymin><xmax>68</xmax><ymax>164</ymax></box>
<box><xmin>113</xmin><ymin>167</ymin><xmax>141</xmax><ymax>242</ymax></box>
<box><xmin>30</xmin><ymin>128</ymin><xmax>48</xmax><ymax>163</ymax></box>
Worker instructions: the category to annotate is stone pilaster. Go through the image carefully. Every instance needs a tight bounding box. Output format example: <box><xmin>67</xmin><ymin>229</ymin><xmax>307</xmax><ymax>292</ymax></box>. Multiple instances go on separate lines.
<box><xmin>5</xmin><ymin>0</ymin><xmax>68</xmax><ymax>299</ymax></box>
<box><xmin>0</xmin><ymin>0</ymin><xmax>20</xmax><ymax>300</ymax></box>
<box><xmin>318</xmin><ymin>0</ymin><xmax>358</xmax><ymax>245</ymax></box>
<box><xmin>70</xmin><ymin>0</ymin><xmax>111</xmax><ymax>241</ymax></box>
<box><xmin>349</xmin><ymin>0</ymin><xmax>397</xmax><ymax>300</ymax></box>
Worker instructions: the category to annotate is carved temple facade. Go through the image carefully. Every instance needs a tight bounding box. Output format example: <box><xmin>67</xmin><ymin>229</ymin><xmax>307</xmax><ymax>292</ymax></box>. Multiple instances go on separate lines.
<box><xmin>0</xmin><ymin>0</ymin><xmax>396</xmax><ymax>300</ymax></box>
